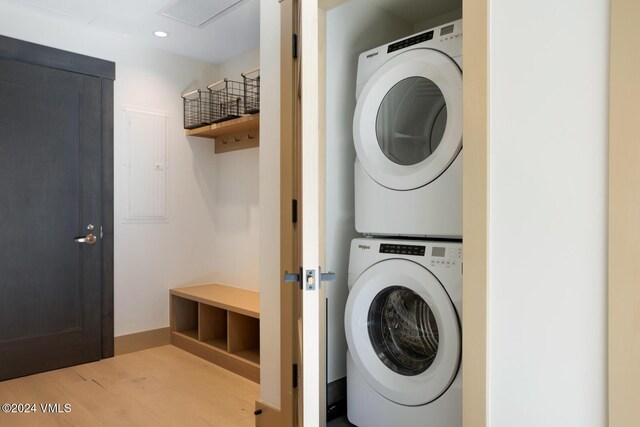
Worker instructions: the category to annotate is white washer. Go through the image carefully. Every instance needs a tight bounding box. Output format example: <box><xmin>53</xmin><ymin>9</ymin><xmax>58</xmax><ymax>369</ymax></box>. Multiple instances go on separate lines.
<box><xmin>345</xmin><ymin>238</ymin><xmax>462</xmax><ymax>427</ymax></box>
<box><xmin>354</xmin><ymin>20</ymin><xmax>462</xmax><ymax>238</ymax></box>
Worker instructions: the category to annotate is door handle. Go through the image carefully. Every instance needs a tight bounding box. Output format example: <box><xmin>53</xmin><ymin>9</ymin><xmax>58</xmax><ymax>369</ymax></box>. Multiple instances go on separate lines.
<box><xmin>74</xmin><ymin>233</ymin><xmax>97</xmax><ymax>245</ymax></box>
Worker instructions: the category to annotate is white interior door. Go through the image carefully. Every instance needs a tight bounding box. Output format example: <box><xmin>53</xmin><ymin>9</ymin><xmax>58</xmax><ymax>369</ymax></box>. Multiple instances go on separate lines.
<box><xmin>300</xmin><ymin>1</ymin><xmax>327</xmax><ymax>426</ymax></box>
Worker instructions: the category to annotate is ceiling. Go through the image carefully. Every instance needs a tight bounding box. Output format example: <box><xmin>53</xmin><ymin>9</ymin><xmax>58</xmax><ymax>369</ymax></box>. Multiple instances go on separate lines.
<box><xmin>368</xmin><ymin>0</ymin><xmax>462</xmax><ymax>25</ymax></box>
<box><xmin>0</xmin><ymin>0</ymin><xmax>462</xmax><ymax>64</ymax></box>
<box><xmin>0</xmin><ymin>0</ymin><xmax>259</xmax><ymax>64</ymax></box>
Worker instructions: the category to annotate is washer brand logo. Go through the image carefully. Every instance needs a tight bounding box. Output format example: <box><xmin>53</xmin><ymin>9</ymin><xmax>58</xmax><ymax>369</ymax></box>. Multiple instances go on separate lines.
<box><xmin>358</xmin><ymin>245</ymin><xmax>370</xmax><ymax>250</ymax></box>
<box><xmin>366</xmin><ymin>51</ymin><xmax>379</xmax><ymax>59</ymax></box>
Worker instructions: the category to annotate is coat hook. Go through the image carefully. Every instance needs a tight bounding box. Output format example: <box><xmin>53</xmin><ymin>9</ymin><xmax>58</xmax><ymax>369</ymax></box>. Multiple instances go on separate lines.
<box><xmin>247</xmin><ymin>134</ymin><xmax>254</xmax><ymax>140</ymax></box>
<box><xmin>222</xmin><ymin>139</ymin><xmax>228</xmax><ymax>144</ymax></box>
<box><xmin>235</xmin><ymin>136</ymin><xmax>240</xmax><ymax>142</ymax></box>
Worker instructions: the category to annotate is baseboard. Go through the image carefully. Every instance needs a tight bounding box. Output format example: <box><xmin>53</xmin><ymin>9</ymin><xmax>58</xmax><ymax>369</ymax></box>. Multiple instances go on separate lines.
<box><xmin>255</xmin><ymin>400</ymin><xmax>281</xmax><ymax>427</ymax></box>
<box><xmin>114</xmin><ymin>327</ymin><xmax>170</xmax><ymax>356</ymax></box>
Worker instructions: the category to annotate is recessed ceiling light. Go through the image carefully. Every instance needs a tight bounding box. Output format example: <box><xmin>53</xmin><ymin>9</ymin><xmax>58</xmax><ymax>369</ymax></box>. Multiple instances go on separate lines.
<box><xmin>154</xmin><ymin>30</ymin><xmax>169</xmax><ymax>38</ymax></box>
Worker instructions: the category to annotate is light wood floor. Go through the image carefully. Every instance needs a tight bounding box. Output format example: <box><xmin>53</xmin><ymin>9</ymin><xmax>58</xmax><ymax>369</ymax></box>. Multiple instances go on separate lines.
<box><xmin>0</xmin><ymin>345</ymin><xmax>259</xmax><ymax>427</ymax></box>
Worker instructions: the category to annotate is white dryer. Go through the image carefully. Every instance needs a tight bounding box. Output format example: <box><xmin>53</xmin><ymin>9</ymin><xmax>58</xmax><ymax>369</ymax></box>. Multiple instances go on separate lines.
<box><xmin>354</xmin><ymin>20</ymin><xmax>462</xmax><ymax>238</ymax></box>
<box><xmin>345</xmin><ymin>238</ymin><xmax>462</xmax><ymax>427</ymax></box>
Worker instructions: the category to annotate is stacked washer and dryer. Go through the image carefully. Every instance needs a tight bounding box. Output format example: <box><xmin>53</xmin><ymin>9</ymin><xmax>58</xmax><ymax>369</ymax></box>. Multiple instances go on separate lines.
<box><xmin>345</xmin><ymin>20</ymin><xmax>463</xmax><ymax>427</ymax></box>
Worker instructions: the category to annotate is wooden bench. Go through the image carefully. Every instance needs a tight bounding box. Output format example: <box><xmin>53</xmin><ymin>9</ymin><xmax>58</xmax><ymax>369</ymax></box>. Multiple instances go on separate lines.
<box><xmin>170</xmin><ymin>284</ymin><xmax>260</xmax><ymax>383</ymax></box>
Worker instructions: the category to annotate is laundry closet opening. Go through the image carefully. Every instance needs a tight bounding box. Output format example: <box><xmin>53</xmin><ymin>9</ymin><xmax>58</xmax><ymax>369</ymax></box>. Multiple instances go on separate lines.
<box><xmin>322</xmin><ymin>0</ymin><xmax>463</xmax><ymax>424</ymax></box>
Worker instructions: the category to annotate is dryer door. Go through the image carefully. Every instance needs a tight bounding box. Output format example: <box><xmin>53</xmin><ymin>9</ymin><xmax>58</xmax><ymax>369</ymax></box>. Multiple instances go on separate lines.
<box><xmin>353</xmin><ymin>48</ymin><xmax>462</xmax><ymax>191</ymax></box>
<box><xmin>345</xmin><ymin>259</ymin><xmax>461</xmax><ymax>406</ymax></box>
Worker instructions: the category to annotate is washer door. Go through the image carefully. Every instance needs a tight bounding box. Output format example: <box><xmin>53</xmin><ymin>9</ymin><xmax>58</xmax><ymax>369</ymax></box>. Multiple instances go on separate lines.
<box><xmin>345</xmin><ymin>259</ymin><xmax>461</xmax><ymax>406</ymax></box>
<box><xmin>353</xmin><ymin>48</ymin><xmax>462</xmax><ymax>190</ymax></box>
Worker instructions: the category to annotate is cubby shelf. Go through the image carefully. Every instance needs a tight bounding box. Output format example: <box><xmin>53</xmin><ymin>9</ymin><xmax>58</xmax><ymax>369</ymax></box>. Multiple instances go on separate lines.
<box><xmin>170</xmin><ymin>284</ymin><xmax>260</xmax><ymax>383</ymax></box>
<box><xmin>185</xmin><ymin>114</ymin><xmax>259</xmax><ymax>154</ymax></box>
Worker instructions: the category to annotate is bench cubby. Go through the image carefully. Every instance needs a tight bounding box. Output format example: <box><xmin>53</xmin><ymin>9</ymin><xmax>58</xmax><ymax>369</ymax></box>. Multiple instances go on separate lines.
<box><xmin>170</xmin><ymin>284</ymin><xmax>260</xmax><ymax>383</ymax></box>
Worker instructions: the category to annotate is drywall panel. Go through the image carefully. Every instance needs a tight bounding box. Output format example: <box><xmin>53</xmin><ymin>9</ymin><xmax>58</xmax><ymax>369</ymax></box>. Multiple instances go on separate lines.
<box><xmin>216</xmin><ymin>47</ymin><xmax>260</xmax><ymax>81</ymax></box>
<box><xmin>488</xmin><ymin>0</ymin><xmax>609</xmax><ymax>425</ymax></box>
<box><xmin>212</xmin><ymin>147</ymin><xmax>260</xmax><ymax>289</ymax></box>
<box><xmin>324</xmin><ymin>0</ymin><xmax>412</xmax><ymax>383</ymax></box>
<box><xmin>207</xmin><ymin>48</ymin><xmax>260</xmax><ymax>292</ymax></box>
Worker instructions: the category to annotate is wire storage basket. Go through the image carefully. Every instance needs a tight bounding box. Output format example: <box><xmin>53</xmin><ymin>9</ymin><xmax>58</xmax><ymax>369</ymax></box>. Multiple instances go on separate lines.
<box><xmin>182</xmin><ymin>89</ymin><xmax>212</xmax><ymax>129</ymax></box>
<box><xmin>208</xmin><ymin>79</ymin><xmax>243</xmax><ymax>123</ymax></box>
<box><xmin>242</xmin><ymin>68</ymin><xmax>260</xmax><ymax>114</ymax></box>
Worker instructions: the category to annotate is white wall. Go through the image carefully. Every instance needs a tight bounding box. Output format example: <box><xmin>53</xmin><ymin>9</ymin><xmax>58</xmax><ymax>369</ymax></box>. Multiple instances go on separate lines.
<box><xmin>325</xmin><ymin>0</ymin><xmax>411</xmax><ymax>383</ymax></box>
<box><xmin>258</xmin><ymin>0</ymin><xmax>281</xmax><ymax>408</ymax></box>
<box><xmin>488</xmin><ymin>1</ymin><xmax>609</xmax><ymax>425</ymax></box>
<box><xmin>114</xmin><ymin>54</ymin><xmax>218</xmax><ymax>336</ymax></box>
<box><xmin>209</xmin><ymin>48</ymin><xmax>261</xmax><ymax>291</ymax></box>
<box><xmin>216</xmin><ymin>47</ymin><xmax>260</xmax><ymax>80</ymax></box>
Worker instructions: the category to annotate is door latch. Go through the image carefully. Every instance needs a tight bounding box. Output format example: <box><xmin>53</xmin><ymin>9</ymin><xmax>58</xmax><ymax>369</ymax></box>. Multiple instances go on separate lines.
<box><xmin>284</xmin><ymin>268</ymin><xmax>303</xmax><ymax>289</ymax></box>
<box><xmin>283</xmin><ymin>267</ymin><xmax>336</xmax><ymax>290</ymax></box>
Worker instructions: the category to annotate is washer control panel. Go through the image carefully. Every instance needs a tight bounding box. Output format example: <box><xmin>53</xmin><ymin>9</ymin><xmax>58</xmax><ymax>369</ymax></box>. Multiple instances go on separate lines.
<box><xmin>379</xmin><ymin>243</ymin><xmax>425</xmax><ymax>256</ymax></box>
<box><xmin>377</xmin><ymin>242</ymin><xmax>462</xmax><ymax>269</ymax></box>
<box><xmin>438</xmin><ymin>23</ymin><xmax>462</xmax><ymax>41</ymax></box>
<box><xmin>429</xmin><ymin>245</ymin><xmax>462</xmax><ymax>268</ymax></box>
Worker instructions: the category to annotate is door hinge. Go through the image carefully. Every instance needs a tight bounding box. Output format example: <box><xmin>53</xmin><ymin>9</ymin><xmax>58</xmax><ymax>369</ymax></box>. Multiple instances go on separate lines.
<box><xmin>292</xmin><ymin>199</ymin><xmax>298</xmax><ymax>224</ymax></box>
<box><xmin>292</xmin><ymin>33</ymin><xmax>298</xmax><ymax>59</ymax></box>
<box><xmin>293</xmin><ymin>364</ymin><xmax>298</xmax><ymax>388</ymax></box>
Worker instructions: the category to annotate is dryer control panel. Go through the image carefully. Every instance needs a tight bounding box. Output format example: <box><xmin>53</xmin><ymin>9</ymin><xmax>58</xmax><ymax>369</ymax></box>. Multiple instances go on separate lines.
<box><xmin>387</xmin><ymin>31</ymin><xmax>434</xmax><ymax>53</ymax></box>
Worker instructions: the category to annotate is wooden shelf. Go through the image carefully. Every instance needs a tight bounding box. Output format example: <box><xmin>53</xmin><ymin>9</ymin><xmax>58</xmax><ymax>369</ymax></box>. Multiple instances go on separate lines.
<box><xmin>186</xmin><ymin>114</ymin><xmax>259</xmax><ymax>139</ymax></box>
<box><xmin>170</xmin><ymin>284</ymin><xmax>260</xmax><ymax>383</ymax></box>
<box><xmin>172</xmin><ymin>284</ymin><xmax>259</xmax><ymax>318</ymax></box>
<box><xmin>202</xmin><ymin>338</ymin><xmax>227</xmax><ymax>352</ymax></box>
<box><xmin>175</xmin><ymin>329</ymin><xmax>198</xmax><ymax>340</ymax></box>
<box><xmin>185</xmin><ymin>114</ymin><xmax>259</xmax><ymax>154</ymax></box>
<box><xmin>233</xmin><ymin>348</ymin><xmax>260</xmax><ymax>365</ymax></box>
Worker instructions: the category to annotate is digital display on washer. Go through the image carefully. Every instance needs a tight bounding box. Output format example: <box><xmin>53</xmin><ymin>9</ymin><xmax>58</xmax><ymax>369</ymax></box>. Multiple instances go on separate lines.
<box><xmin>431</xmin><ymin>247</ymin><xmax>446</xmax><ymax>257</ymax></box>
<box><xmin>380</xmin><ymin>244</ymin><xmax>425</xmax><ymax>256</ymax></box>
<box><xmin>440</xmin><ymin>24</ymin><xmax>455</xmax><ymax>36</ymax></box>
<box><xmin>387</xmin><ymin>31</ymin><xmax>434</xmax><ymax>53</ymax></box>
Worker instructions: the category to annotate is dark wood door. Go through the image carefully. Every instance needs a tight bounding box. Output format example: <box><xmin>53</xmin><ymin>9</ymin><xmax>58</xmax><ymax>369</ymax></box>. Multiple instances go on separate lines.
<box><xmin>0</xmin><ymin>58</ymin><xmax>103</xmax><ymax>380</ymax></box>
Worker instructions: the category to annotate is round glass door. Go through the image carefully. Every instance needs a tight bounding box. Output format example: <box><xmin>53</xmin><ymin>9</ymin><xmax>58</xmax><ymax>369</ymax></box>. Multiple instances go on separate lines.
<box><xmin>353</xmin><ymin>48</ymin><xmax>462</xmax><ymax>191</ymax></box>
<box><xmin>368</xmin><ymin>286</ymin><xmax>439</xmax><ymax>376</ymax></box>
<box><xmin>376</xmin><ymin>77</ymin><xmax>447</xmax><ymax>166</ymax></box>
<box><xmin>345</xmin><ymin>259</ymin><xmax>461</xmax><ymax>406</ymax></box>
